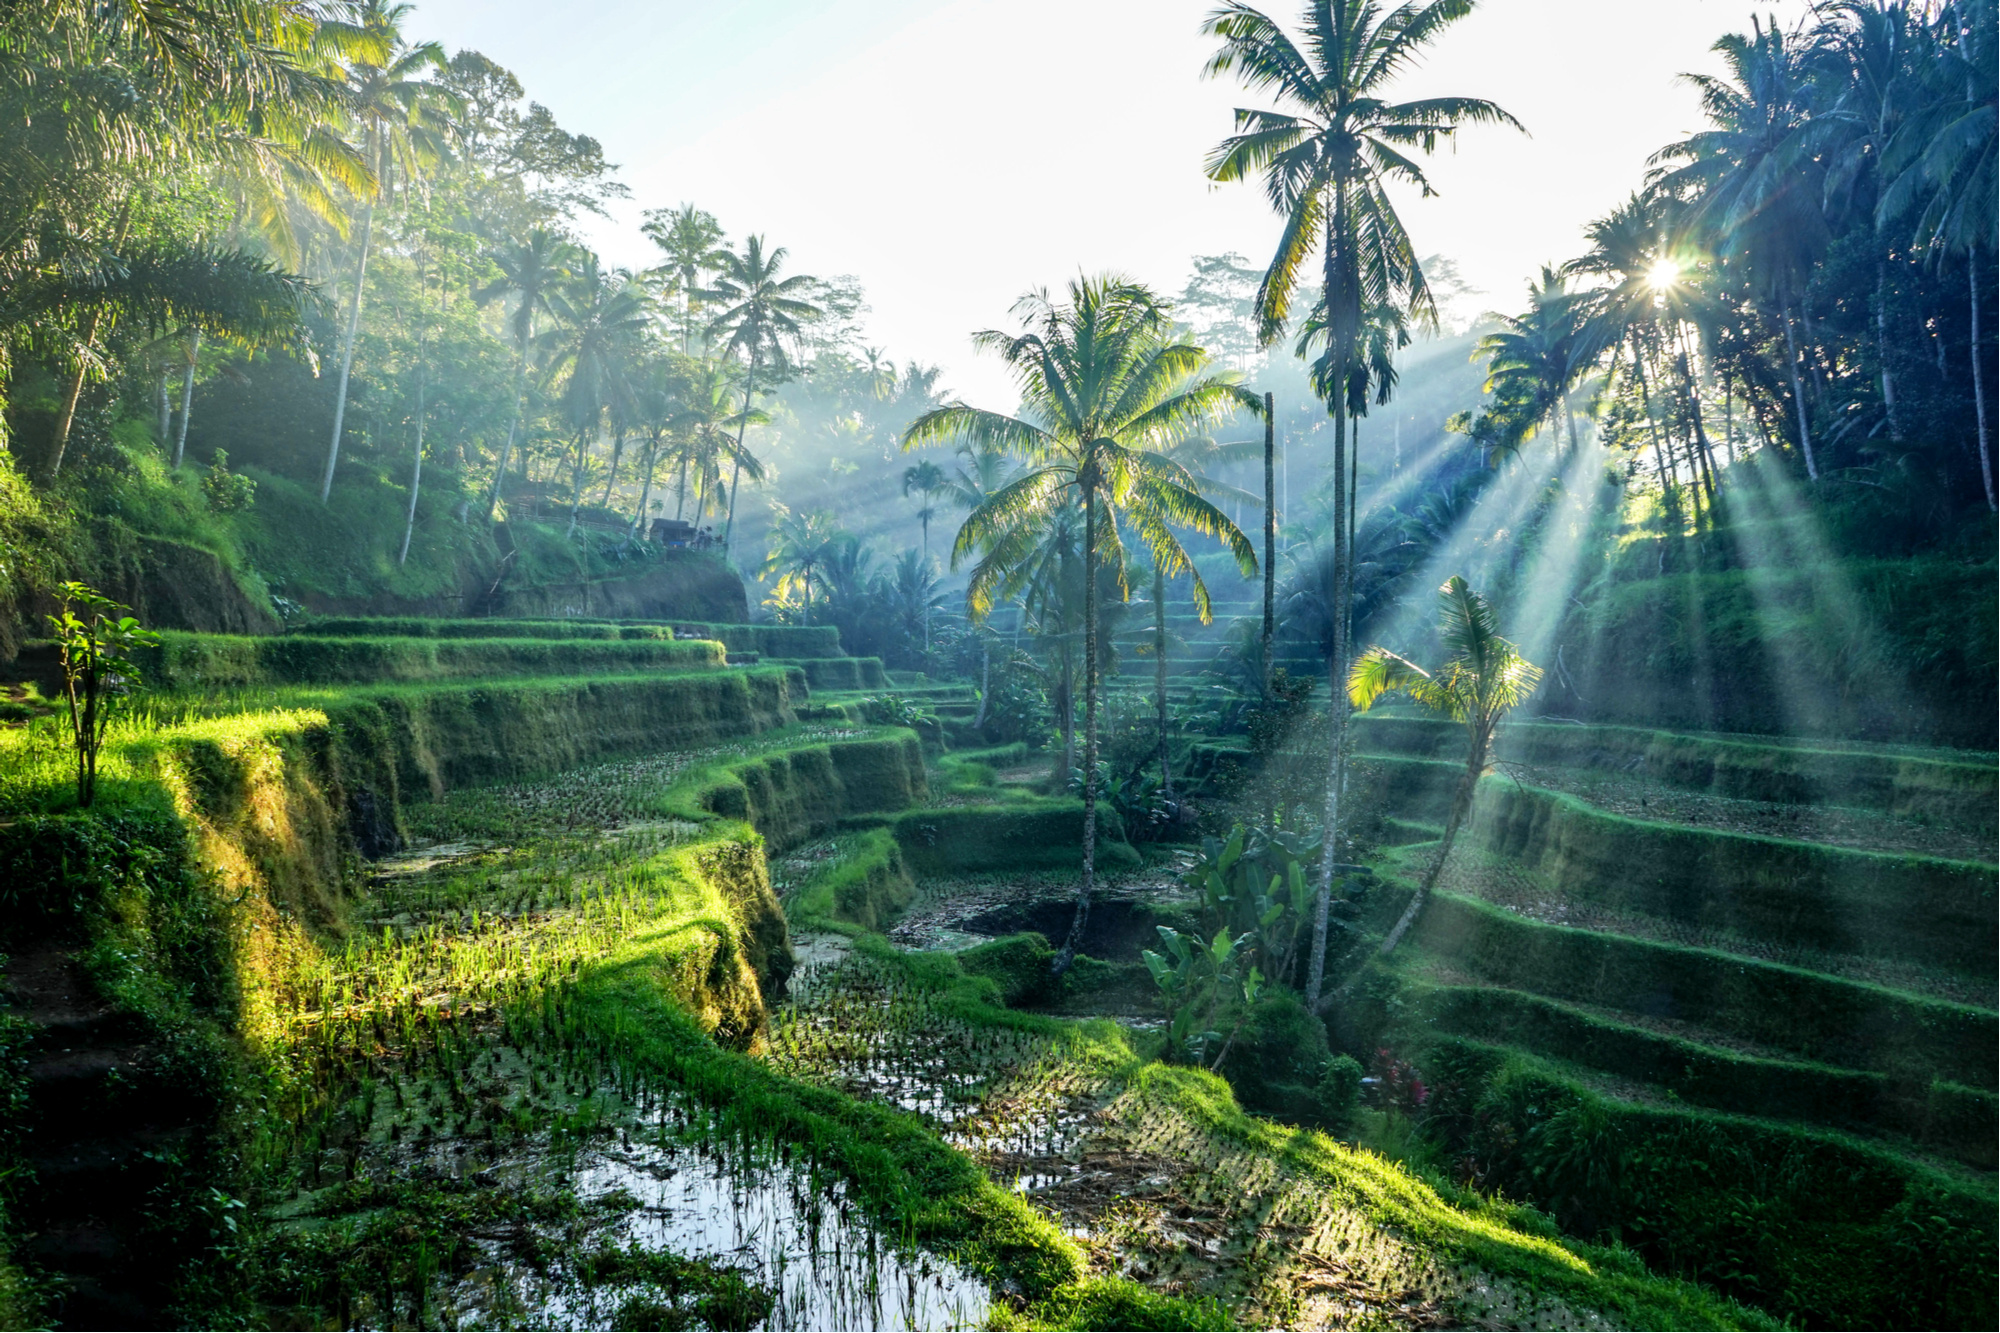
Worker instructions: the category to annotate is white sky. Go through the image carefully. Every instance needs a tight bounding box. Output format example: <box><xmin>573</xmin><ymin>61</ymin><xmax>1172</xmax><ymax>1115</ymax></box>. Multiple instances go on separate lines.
<box><xmin>412</xmin><ymin>0</ymin><xmax>1816</xmax><ymax>407</ymax></box>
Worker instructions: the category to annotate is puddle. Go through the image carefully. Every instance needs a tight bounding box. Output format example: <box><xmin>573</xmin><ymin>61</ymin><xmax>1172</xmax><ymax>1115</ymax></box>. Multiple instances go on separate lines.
<box><xmin>559</xmin><ymin>1140</ymin><xmax>987</xmax><ymax>1331</ymax></box>
<box><xmin>371</xmin><ymin>840</ymin><xmax>501</xmax><ymax>878</ymax></box>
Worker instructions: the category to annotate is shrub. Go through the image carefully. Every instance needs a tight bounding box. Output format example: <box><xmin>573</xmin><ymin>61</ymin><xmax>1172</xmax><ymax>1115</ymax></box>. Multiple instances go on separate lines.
<box><xmin>1315</xmin><ymin>1054</ymin><xmax>1365</xmax><ymax>1128</ymax></box>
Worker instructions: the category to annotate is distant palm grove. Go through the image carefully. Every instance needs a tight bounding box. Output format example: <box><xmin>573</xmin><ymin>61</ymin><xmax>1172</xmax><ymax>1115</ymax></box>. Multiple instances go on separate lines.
<box><xmin>0</xmin><ymin>1</ymin><xmax>1994</xmax><ymax>1330</ymax></box>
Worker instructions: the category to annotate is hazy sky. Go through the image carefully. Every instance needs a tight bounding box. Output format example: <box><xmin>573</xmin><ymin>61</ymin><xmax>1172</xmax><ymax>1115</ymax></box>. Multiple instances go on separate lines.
<box><xmin>412</xmin><ymin>0</ymin><xmax>1816</xmax><ymax>406</ymax></box>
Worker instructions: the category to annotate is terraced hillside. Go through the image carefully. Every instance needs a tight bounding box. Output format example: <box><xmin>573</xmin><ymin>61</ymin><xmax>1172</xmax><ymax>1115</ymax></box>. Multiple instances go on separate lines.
<box><xmin>1</xmin><ymin>616</ymin><xmax>1771</xmax><ymax>1330</ymax></box>
<box><xmin>1328</xmin><ymin>714</ymin><xmax>1998</xmax><ymax>1327</ymax></box>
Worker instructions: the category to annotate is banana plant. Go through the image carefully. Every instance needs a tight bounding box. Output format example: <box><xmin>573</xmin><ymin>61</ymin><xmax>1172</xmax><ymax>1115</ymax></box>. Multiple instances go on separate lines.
<box><xmin>1142</xmin><ymin>924</ymin><xmax>1261</xmax><ymax>1070</ymax></box>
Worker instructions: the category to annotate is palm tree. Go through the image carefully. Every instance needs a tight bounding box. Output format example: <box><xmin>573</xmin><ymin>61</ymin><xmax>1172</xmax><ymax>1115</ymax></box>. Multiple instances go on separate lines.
<box><xmin>641</xmin><ymin>203</ymin><xmax>726</xmax><ymax>353</ymax></box>
<box><xmin>29</xmin><ymin>245</ymin><xmax>317</xmax><ymax>479</ymax></box>
<box><xmin>623</xmin><ymin>353</ymin><xmax>689</xmax><ymax>544</ymax></box>
<box><xmin>1652</xmin><ymin>17</ymin><xmax>1831</xmax><ymax>481</ymax></box>
<box><xmin>1568</xmin><ymin>193</ymin><xmax>1686</xmax><ymax>502</ymax></box>
<box><xmin>317</xmin><ymin>0</ymin><xmax>457</xmax><ymax>504</ymax></box>
<box><xmin>666</xmin><ymin>360</ymin><xmax>766</xmax><ymax>527</ymax></box>
<box><xmin>901</xmin><ymin>457</ymin><xmax>948</xmax><ymax>653</ymax></box>
<box><xmin>476</xmin><ymin>229</ymin><xmax>573</xmax><ymax>519</ymax></box>
<box><xmin>901</xmin><ymin>459</ymin><xmax>947</xmax><ymax>557</ymax></box>
<box><xmin>542</xmin><ymin>253</ymin><xmax>650</xmax><ymax>537</ymax></box>
<box><xmin>944</xmin><ymin>444</ymin><xmax>1016</xmax><ymax>726</ymax></box>
<box><xmin>1878</xmin><ymin>5</ymin><xmax>1997</xmax><ymax>509</ymax></box>
<box><xmin>1203</xmin><ymin>0</ymin><xmax>1521</xmax><ymax>1010</ymax></box>
<box><xmin>1349</xmin><ymin>576</ymin><xmax>1541</xmax><ymax>956</ymax></box>
<box><xmin>702</xmin><ymin>236</ymin><xmax>822</xmax><ymax>557</ymax></box>
<box><xmin>905</xmin><ymin>276</ymin><xmax>1256</xmax><ymax>973</ymax></box>
<box><xmin>762</xmin><ymin>505</ymin><xmax>843</xmax><ymax>624</ymax></box>
<box><xmin>1476</xmin><ymin>266</ymin><xmax>1594</xmax><ymax>454</ymax></box>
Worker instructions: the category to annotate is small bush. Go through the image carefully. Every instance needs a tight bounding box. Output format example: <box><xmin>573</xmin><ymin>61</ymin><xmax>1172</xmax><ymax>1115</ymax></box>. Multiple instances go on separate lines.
<box><xmin>1316</xmin><ymin>1054</ymin><xmax>1364</xmax><ymax>1128</ymax></box>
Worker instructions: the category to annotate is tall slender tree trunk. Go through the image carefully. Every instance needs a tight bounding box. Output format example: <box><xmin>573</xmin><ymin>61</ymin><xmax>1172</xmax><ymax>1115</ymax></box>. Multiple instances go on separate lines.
<box><xmin>157</xmin><ymin>371</ymin><xmax>172</xmax><ymax>445</ymax></box>
<box><xmin>724</xmin><ymin>349</ymin><xmax>760</xmax><ymax>562</ymax></box>
<box><xmin>172</xmin><ymin>328</ymin><xmax>201</xmax><ymax>469</ymax></box>
<box><xmin>1057</xmin><ymin>479</ymin><xmax>1099</xmax><ymax>976</ymax></box>
<box><xmin>564</xmin><ymin>425</ymin><xmax>590</xmax><ymax>538</ymax></box>
<box><xmin>1154</xmin><ymin>557</ymin><xmax>1171</xmax><ymax>795</ymax></box>
<box><xmin>1377</xmin><ymin>726</ymin><xmax>1488</xmax><ymax>956</ymax></box>
<box><xmin>398</xmin><ymin>366</ymin><xmax>427</xmax><ymax>566</ymax></box>
<box><xmin>47</xmin><ymin>201</ymin><xmax>133</xmax><ymax>481</ymax></box>
<box><xmin>1305</xmin><ymin>193</ymin><xmax>1354</xmax><ymax>1012</ymax></box>
<box><xmin>1778</xmin><ymin>298</ymin><xmax>1820</xmax><ymax>481</ymax></box>
<box><xmin>599</xmin><ymin>430</ymin><xmax>625</xmax><ymax>508</ymax></box>
<box><xmin>1877</xmin><ymin>258</ymin><xmax>1904</xmax><ymax>442</ymax></box>
<box><xmin>628</xmin><ymin>433</ymin><xmax>662</xmax><ymax>543</ymax></box>
<box><xmin>974</xmin><ymin>635</ymin><xmax>991</xmax><ymax>729</ymax></box>
<box><xmin>1306</xmin><ymin>380</ymin><xmax>1350</xmax><ymax>1011</ymax></box>
<box><xmin>1970</xmin><ymin>258</ymin><xmax>1995</xmax><ymax>511</ymax></box>
<box><xmin>675</xmin><ymin>451</ymin><xmax>690</xmax><ymax>522</ymax></box>
<box><xmin>321</xmin><ymin>198</ymin><xmax>377</xmax><ymax>503</ymax></box>
<box><xmin>487</xmin><ymin>324</ymin><xmax>532</xmax><ymax>521</ymax></box>
<box><xmin>1262</xmin><ymin>391</ymin><xmax>1276</xmax><ymax>695</ymax></box>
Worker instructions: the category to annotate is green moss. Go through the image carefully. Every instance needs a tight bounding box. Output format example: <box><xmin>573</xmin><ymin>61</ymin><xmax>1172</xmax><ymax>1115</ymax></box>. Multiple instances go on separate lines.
<box><xmin>772</xmin><ymin>656</ymin><xmax>891</xmax><ymax>690</ymax></box>
<box><xmin>1411</xmin><ymin>891</ymin><xmax>1996</xmax><ymax>1089</ymax></box>
<box><xmin>957</xmin><ymin>932</ymin><xmax>1062</xmax><ymax>1007</ymax></box>
<box><xmin>891</xmin><ymin>803</ymin><xmax>1140</xmax><ymax>876</ymax></box>
<box><xmin>132</xmin><ymin>631</ymin><xmax>726</xmax><ymax>689</ymax></box>
<box><xmin>1355</xmin><ymin>714</ymin><xmax>1997</xmax><ymax>831</ymax></box>
<box><xmin>1400</xmin><ymin>974</ymin><xmax>1996</xmax><ymax>1166</ymax></box>
<box><xmin>784</xmin><ymin>828</ymin><xmax>915</xmax><ymax>932</ymax></box>
<box><xmin>1398</xmin><ymin>1038</ymin><xmax>1997</xmax><ymax>1330</ymax></box>
<box><xmin>1464</xmin><ymin>780</ymin><xmax>1996</xmax><ymax>972</ymax></box>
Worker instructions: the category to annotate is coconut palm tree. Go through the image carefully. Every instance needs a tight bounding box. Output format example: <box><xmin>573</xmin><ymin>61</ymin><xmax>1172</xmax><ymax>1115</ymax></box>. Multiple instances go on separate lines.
<box><xmin>642</xmin><ymin>202</ymin><xmax>726</xmax><ymax>353</ymax></box>
<box><xmin>667</xmin><ymin>359</ymin><xmax>766</xmax><ymax>526</ymax></box>
<box><xmin>1203</xmin><ymin>0</ymin><xmax>1521</xmax><ymax>1009</ymax></box>
<box><xmin>1476</xmin><ymin>265</ymin><xmax>1594</xmax><ymax>454</ymax></box>
<box><xmin>316</xmin><ymin>0</ymin><xmax>457</xmax><ymax>504</ymax></box>
<box><xmin>1878</xmin><ymin>5</ymin><xmax>1998</xmax><ymax>509</ymax></box>
<box><xmin>762</xmin><ymin>505</ymin><xmax>844</xmax><ymax>625</ymax></box>
<box><xmin>1652</xmin><ymin>17</ymin><xmax>1831</xmax><ymax>481</ymax></box>
<box><xmin>901</xmin><ymin>459</ymin><xmax>947</xmax><ymax>555</ymax></box>
<box><xmin>477</xmin><ymin>228</ymin><xmax>573</xmax><ymax>519</ymax></box>
<box><xmin>1349</xmin><ymin>576</ymin><xmax>1541</xmax><ymax>956</ymax></box>
<box><xmin>542</xmin><ymin>253</ymin><xmax>650</xmax><ymax>537</ymax></box>
<box><xmin>702</xmin><ymin>236</ymin><xmax>822</xmax><ymax>557</ymax></box>
<box><xmin>905</xmin><ymin>276</ymin><xmax>1257</xmax><ymax>973</ymax></box>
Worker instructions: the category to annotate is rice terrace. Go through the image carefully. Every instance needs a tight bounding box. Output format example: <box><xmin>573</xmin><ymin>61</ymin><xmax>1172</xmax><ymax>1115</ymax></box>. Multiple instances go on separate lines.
<box><xmin>0</xmin><ymin>0</ymin><xmax>1994</xmax><ymax>1329</ymax></box>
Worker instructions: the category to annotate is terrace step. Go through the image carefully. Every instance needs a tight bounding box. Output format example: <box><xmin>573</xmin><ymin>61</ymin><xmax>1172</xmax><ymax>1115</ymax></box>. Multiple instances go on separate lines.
<box><xmin>1409</xmin><ymin>891</ymin><xmax>1998</xmax><ymax>1090</ymax></box>
<box><xmin>1399</xmin><ymin>971</ymin><xmax>1997</xmax><ymax>1167</ymax></box>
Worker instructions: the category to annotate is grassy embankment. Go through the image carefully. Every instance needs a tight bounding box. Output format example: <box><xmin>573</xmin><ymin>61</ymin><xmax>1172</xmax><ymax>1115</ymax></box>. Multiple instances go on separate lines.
<box><xmin>1289</xmin><ymin>715</ymin><xmax>2000</xmax><ymax>1330</ymax></box>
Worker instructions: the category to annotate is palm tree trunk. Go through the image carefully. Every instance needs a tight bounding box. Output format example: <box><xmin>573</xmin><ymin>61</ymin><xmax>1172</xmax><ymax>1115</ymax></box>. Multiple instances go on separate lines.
<box><xmin>628</xmin><ymin>433</ymin><xmax>661</xmax><ymax>543</ymax></box>
<box><xmin>1877</xmin><ymin>257</ymin><xmax>1904</xmax><ymax>443</ymax></box>
<box><xmin>320</xmin><ymin>197</ymin><xmax>376</xmax><ymax>504</ymax></box>
<box><xmin>1778</xmin><ymin>298</ymin><xmax>1820</xmax><ymax>481</ymax></box>
<box><xmin>1262</xmin><ymin>391</ymin><xmax>1276</xmax><ymax>695</ymax></box>
<box><xmin>675</xmin><ymin>451</ymin><xmax>690</xmax><ymax>522</ymax></box>
<box><xmin>1305</xmin><ymin>384</ymin><xmax>1350</xmax><ymax>1011</ymax></box>
<box><xmin>599</xmin><ymin>430</ymin><xmax>625</xmax><ymax>508</ymax></box>
<box><xmin>1056</xmin><ymin>480</ymin><xmax>1100</xmax><ymax>976</ymax></box>
<box><xmin>398</xmin><ymin>367</ymin><xmax>426</xmax><ymax>566</ymax></box>
<box><xmin>1969</xmin><ymin>258</ymin><xmax>1995</xmax><ymax>511</ymax></box>
<box><xmin>487</xmin><ymin>329</ymin><xmax>531</xmax><ymax>521</ymax></box>
<box><xmin>564</xmin><ymin>425</ymin><xmax>590</xmax><ymax>538</ymax></box>
<box><xmin>47</xmin><ymin>200</ymin><xmax>133</xmax><ymax>481</ymax></box>
<box><xmin>1154</xmin><ymin>557</ymin><xmax>1171</xmax><ymax>796</ymax></box>
<box><xmin>1377</xmin><ymin>728</ymin><xmax>1487</xmax><ymax>956</ymax></box>
<box><xmin>157</xmin><ymin>371</ymin><xmax>172</xmax><ymax>446</ymax></box>
<box><xmin>724</xmin><ymin>351</ymin><xmax>758</xmax><ymax>562</ymax></box>
<box><xmin>975</xmin><ymin>635</ymin><xmax>991</xmax><ymax>729</ymax></box>
<box><xmin>172</xmin><ymin>328</ymin><xmax>201</xmax><ymax>469</ymax></box>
